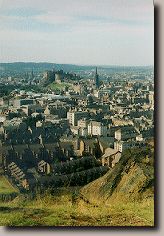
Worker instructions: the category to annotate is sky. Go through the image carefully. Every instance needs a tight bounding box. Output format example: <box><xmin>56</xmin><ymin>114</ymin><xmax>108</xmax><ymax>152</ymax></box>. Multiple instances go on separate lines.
<box><xmin>0</xmin><ymin>0</ymin><xmax>154</xmax><ymax>66</ymax></box>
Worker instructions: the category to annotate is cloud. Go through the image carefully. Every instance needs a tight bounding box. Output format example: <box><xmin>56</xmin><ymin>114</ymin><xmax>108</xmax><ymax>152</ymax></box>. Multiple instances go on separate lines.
<box><xmin>0</xmin><ymin>0</ymin><xmax>153</xmax><ymax>35</ymax></box>
<box><xmin>0</xmin><ymin>0</ymin><xmax>153</xmax><ymax>25</ymax></box>
<box><xmin>0</xmin><ymin>0</ymin><xmax>154</xmax><ymax>65</ymax></box>
<box><xmin>0</xmin><ymin>7</ymin><xmax>45</xmax><ymax>17</ymax></box>
<box><xmin>33</xmin><ymin>12</ymin><xmax>74</xmax><ymax>26</ymax></box>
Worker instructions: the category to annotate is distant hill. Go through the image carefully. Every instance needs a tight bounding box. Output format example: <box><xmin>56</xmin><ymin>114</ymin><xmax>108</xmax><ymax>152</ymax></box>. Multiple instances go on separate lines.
<box><xmin>80</xmin><ymin>147</ymin><xmax>154</xmax><ymax>203</ymax></box>
<box><xmin>0</xmin><ymin>62</ymin><xmax>153</xmax><ymax>73</ymax></box>
<box><xmin>0</xmin><ymin>62</ymin><xmax>87</xmax><ymax>73</ymax></box>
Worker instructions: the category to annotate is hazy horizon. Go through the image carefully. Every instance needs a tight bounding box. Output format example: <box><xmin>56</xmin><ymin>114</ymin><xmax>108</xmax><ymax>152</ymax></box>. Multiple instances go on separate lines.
<box><xmin>0</xmin><ymin>61</ymin><xmax>154</xmax><ymax>67</ymax></box>
<box><xmin>0</xmin><ymin>0</ymin><xmax>154</xmax><ymax>66</ymax></box>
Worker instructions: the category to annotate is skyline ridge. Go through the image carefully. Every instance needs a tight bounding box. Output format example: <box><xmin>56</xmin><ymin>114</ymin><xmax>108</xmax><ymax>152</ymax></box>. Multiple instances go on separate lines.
<box><xmin>0</xmin><ymin>61</ymin><xmax>154</xmax><ymax>68</ymax></box>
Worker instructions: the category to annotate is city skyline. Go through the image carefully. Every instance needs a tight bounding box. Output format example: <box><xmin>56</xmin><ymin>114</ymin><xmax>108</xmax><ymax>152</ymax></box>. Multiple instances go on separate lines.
<box><xmin>0</xmin><ymin>0</ymin><xmax>154</xmax><ymax>66</ymax></box>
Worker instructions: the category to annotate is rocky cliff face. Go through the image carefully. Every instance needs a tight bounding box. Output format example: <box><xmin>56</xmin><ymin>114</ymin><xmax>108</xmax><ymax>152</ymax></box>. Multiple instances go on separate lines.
<box><xmin>81</xmin><ymin>147</ymin><xmax>154</xmax><ymax>203</ymax></box>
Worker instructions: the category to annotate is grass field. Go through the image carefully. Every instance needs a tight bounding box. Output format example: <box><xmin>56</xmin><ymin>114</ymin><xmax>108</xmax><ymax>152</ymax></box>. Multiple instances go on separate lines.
<box><xmin>0</xmin><ymin>189</ymin><xmax>154</xmax><ymax>226</ymax></box>
<box><xmin>0</xmin><ymin>175</ymin><xmax>18</xmax><ymax>194</ymax></box>
<box><xmin>47</xmin><ymin>82</ymin><xmax>72</xmax><ymax>91</ymax></box>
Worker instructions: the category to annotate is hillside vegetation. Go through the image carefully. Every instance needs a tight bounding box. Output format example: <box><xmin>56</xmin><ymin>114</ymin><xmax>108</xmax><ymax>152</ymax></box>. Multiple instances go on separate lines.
<box><xmin>0</xmin><ymin>187</ymin><xmax>154</xmax><ymax>226</ymax></box>
<box><xmin>0</xmin><ymin>176</ymin><xmax>18</xmax><ymax>195</ymax></box>
<box><xmin>47</xmin><ymin>82</ymin><xmax>72</xmax><ymax>91</ymax></box>
<box><xmin>81</xmin><ymin>148</ymin><xmax>154</xmax><ymax>203</ymax></box>
<box><xmin>0</xmin><ymin>147</ymin><xmax>154</xmax><ymax>226</ymax></box>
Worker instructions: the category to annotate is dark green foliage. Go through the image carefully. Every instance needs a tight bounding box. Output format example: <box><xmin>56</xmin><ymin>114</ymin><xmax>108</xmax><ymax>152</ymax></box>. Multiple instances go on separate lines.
<box><xmin>53</xmin><ymin>157</ymin><xmax>101</xmax><ymax>175</ymax></box>
<box><xmin>8</xmin><ymin>112</ymin><xmax>22</xmax><ymax>120</ymax></box>
<box><xmin>28</xmin><ymin>166</ymin><xmax>109</xmax><ymax>191</ymax></box>
<box><xmin>23</xmin><ymin>114</ymin><xmax>44</xmax><ymax>128</ymax></box>
<box><xmin>0</xmin><ymin>193</ymin><xmax>18</xmax><ymax>202</ymax></box>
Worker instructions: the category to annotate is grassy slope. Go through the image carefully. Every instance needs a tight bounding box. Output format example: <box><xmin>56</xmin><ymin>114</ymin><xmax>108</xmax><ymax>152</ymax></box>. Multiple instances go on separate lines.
<box><xmin>0</xmin><ymin>175</ymin><xmax>18</xmax><ymax>194</ymax></box>
<box><xmin>0</xmin><ymin>148</ymin><xmax>154</xmax><ymax>226</ymax></box>
<box><xmin>47</xmin><ymin>82</ymin><xmax>72</xmax><ymax>91</ymax></box>
<box><xmin>81</xmin><ymin>149</ymin><xmax>154</xmax><ymax>203</ymax></box>
<box><xmin>0</xmin><ymin>189</ymin><xmax>154</xmax><ymax>226</ymax></box>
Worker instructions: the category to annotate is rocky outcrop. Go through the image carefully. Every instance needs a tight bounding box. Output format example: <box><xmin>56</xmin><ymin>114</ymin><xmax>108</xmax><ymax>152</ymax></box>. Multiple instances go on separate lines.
<box><xmin>80</xmin><ymin>147</ymin><xmax>154</xmax><ymax>203</ymax></box>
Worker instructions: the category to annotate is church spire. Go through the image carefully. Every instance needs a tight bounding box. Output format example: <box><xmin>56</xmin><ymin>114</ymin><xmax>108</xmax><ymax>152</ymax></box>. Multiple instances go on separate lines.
<box><xmin>95</xmin><ymin>67</ymin><xmax>99</xmax><ymax>89</ymax></box>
